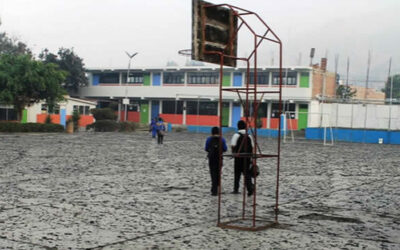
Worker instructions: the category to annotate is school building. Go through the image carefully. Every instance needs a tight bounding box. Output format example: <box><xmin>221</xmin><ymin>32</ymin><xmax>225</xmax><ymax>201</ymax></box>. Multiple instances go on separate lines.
<box><xmin>79</xmin><ymin>64</ymin><xmax>336</xmax><ymax>131</ymax></box>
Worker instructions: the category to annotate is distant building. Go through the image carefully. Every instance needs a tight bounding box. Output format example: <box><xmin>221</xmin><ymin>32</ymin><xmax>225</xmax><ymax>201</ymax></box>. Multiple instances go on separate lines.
<box><xmin>79</xmin><ymin>65</ymin><xmax>333</xmax><ymax>131</ymax></box>
<box><xmin>0</xmin><ymin>96</ymin><xmax>96</xmax><ymax>128</ymax></box>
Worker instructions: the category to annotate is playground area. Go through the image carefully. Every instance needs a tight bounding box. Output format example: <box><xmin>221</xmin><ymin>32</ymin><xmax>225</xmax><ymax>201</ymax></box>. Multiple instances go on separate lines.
<box><xmin>0</xmin><ymin>131</ymin><xmax>399</xmax><ymax>249</ymax></box>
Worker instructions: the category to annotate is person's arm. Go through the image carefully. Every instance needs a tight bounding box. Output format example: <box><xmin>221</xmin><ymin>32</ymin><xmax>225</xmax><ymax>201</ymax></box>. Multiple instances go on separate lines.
<box><xmin>222</xmin><ymin>138</ymin><xmax>228</xmax><ymax>152</ymax></box>
<box><xmin>231</xmin><ymin>133</ymin><xmax>238</xmax><ymax>153</ymax></box>
<box><xmin>205</xmin><ymin>137</ymin><xmax>210</xmax><ymax>152</ymax></box>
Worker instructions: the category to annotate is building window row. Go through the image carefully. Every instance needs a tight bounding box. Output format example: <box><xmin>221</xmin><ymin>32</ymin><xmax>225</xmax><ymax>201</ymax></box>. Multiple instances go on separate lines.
<box><xmin>187</xmin><ymin>72</ymin><xmax>219</xmax><ymax>85</ymax></box>
<box><xmin>92</xmin><ymin>71</ymin><xmax>300</xmax><ymax>86</ymax></box>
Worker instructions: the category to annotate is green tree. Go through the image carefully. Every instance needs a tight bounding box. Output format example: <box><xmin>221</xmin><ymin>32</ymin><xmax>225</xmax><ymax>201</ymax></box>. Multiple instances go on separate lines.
<box><xmin>40</xmin><ymin>48</ymin><xmax>88</xmax><ymax>95</ymax></box>
<box><xmin>0</xmin><ymin>54</ymin><xmax>66</xmax><ymax>121</ymax></box>
<box><xmin>336</xmin><ymin>85</ymin><xmax>357</xmax><ymax>101</ymax></box>
<box><xmin>383</xmin><ymin>74</ymin><xmax>400</xmax><ymax>103</ymax></box>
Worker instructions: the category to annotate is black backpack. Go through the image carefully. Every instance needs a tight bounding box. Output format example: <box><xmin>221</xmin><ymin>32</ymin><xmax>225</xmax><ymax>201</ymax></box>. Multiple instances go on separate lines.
<box><xmin>208</xmin><ymin>136</ymin><xmax>220</xmax><ymax>160</ymax></box>
<box><xmin>233</xmin><ymin>133</ymin><xmax>253</xmax><ymax>154</ymax></box>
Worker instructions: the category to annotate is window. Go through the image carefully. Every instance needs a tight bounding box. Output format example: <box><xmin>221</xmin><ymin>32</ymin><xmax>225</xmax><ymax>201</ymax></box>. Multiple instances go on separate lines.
<box><xmin>187</xmin><ymin>101</ymin><xmax>218</xmax><ymax>115</ymax></box>
<box><xmin>187</xmin><ymin>72</ymin><xmax>219</xmax><ymax>84</ymax></box>
<box><xmin>41</xmin><ymin>104</ymin><xmax>60</xmax><ymax>114</ymax></box>
<box><xmin>162</xmin><ymin>100</ymin><xmax>183</xmax><ymax>114</ymax></box>
<box><xmin>73</xmin><ymin>105</ymin><xmax>91</xmax><ymax>115</ymax></box>
<box><xmin>163</xmin><ymin>72</ymin><xmax>185</xmax><ymax>84</ymax></box>
<box><xmin>271</xmin><ymin>103</ymin><xmax>295</xmax><ymax>119</ymax></box>
<box><xmin>99</xmin><ymin>73</ymin><xmax>119</xmax><ymax>84</ymax></box>
<box><xmin>243</xmin><ymin>102</ymin><xmax>268</xmax><ymax>117</ymax></box>
<box><xmin>126</xmin><ymin>73</ymin><xmax>143</xmax><ymax>83</ymax></box>
<box><xmin>248</xmin><ymin>72</ymin><xmax>269</xmax><ymax>85</ymax></box>
<box><xmin>0</xmin><ymin>108</ymin><xmax>17</xmax><ymax>121</ymax></box>
<box><xmin>272</xmin><ymin>72</ymin><xmax>297</xmax><ymax>86</ymax></box>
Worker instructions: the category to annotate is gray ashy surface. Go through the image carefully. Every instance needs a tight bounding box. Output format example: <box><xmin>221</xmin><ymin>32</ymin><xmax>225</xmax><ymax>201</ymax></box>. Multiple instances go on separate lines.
<box><xmin>0</xmin><ymin>131</ymin><xmax>399</xmax><ymax>249</ymax></box>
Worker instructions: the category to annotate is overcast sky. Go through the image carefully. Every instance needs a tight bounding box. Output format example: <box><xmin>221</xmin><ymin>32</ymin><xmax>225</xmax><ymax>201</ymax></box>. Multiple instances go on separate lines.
<box><xmin>1</xmin><ymin>0</ymin><xmax>399</xmax><ymax>87</ymax></box>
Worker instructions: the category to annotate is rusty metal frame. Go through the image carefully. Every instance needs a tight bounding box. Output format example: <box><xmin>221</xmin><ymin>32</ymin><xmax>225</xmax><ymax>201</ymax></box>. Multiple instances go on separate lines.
<box><xmin>200</xmin><ymin>2</ymin><xmax>283</xmax><ymax>231</ymax></box>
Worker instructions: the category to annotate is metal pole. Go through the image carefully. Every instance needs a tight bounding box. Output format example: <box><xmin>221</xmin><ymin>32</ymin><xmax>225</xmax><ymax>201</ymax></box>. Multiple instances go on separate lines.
<box><xmin>217</xmin><ymin>53</ymin><xmax>224</xmax><ymax>225</ymax></box>
<box><xmin>125</xmin><ymin>58</ymin><xmax>131</xmax><ymax>122</ymax></box>
<box><xmin>346</xmin><ymin>57</ymin><xmax>350</xmax><ymax>87</ymax></box>
<box><xmin>388</xmin><ymin>57</ymin><xmax>393</xmax><ymax>131</ymax></box>
<box><xmin>363</xmin><ymin>50</ymin><xmax>371</xmax><ymax>142</ymax></box>
<box><xmin>275</xmin><ymin>42</ymin><xmax>283</xmax><ymax>224</ymax></box>
<box><xmin>125</xmin><ymin>52</ymin><xmax>138</xmax><ymax>122</ymax></box>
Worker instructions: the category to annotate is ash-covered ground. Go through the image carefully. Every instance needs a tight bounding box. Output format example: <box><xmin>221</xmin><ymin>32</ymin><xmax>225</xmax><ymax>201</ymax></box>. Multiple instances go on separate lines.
<box><xmin>0</xmin><ymin>131</ymin><xmax>399</xmax><ymax>249</ymax></box>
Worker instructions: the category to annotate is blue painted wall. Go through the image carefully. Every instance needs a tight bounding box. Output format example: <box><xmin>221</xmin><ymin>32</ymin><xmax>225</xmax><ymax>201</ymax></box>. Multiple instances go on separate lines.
<box><xmin>306</xmin><ymin>128</ymin><xmax>400</xmax><ymax>145</ymax></box>
<box><xmin>232</xmin><ymin>104</ymin><xmax>241</xmax><ymax>127</ymax></box>
<box><xmin>60</xmin><ymin>109</ymin><xmax>66</xmax><ymax>127</ymax></box>
<box><xmin>233</xmin><ymin>73</ymin><xmax>242</xmax><ymax>87</ymax></box>
<box><xmin>152</xmin><ymin>73</ymin><xmax>161</xmax><ymax>86</ymax></box>
<box><xmin>92</xmin><ymin>75</ymin><xmax>100</xmax><ymax>86</ymax></box>
<box><xmin>151</xmin><ymin>101</ymin><xmax>160</xmax><ymax>120</ymax></box>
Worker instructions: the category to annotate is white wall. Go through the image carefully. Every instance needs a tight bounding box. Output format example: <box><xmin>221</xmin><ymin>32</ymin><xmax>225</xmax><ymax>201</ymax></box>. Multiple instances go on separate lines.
<box><xmin>309</xmin><ymin>100</ymin><xmax>400</xmax><ymax>130</ymax></box>
<box><xmin>79</xmin><ymin>85</ymin><xmax>311</xmax><ymax>101</ymax></box>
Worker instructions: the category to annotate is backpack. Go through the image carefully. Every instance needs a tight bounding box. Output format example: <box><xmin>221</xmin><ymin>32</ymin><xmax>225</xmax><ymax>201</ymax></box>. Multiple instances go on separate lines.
<box><xmin>207</xmin><ymin>136</ymin><xmax>220</xmax><ymax>160</ymax></box>
<box><xmin>233</xmin><ymin>133</ymin><xmax>253</xmax><ymax>154</ymax></box>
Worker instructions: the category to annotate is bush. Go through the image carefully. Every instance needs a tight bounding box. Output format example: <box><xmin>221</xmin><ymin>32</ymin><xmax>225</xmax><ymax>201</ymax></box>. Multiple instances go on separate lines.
<box><xmin>119</xmin><ymin>121</ymin><xmax>138</xmax><ymax>132</ymax></box>
<box><xmin>88</xmin><ymin>120</ymin><xmax>119</xmax><ymax>132</ymax></box>
<box><xmin>0</xmin><ymin>122</ymin><xmax>64</xmax><ymax>132</ymax></box>
<box><xmin>90</xmin><ymin>108</ymin><xmax>117</xmax><ymax>121</ymax></box>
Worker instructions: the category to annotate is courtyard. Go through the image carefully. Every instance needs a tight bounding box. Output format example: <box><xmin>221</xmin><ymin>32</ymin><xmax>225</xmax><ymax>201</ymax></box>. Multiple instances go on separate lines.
<box><xmin>0</xmin><ymin>131</ymin><xmax>399</xmax><ymax>249</ymax></box>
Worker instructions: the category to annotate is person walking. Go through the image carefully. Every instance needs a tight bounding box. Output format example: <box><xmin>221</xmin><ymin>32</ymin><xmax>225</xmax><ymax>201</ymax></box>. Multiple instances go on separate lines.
<box><xmin>156</xmin><ymin>118</ymin><xmax>166</xmax><ymax>144</ymax></box>
<box><xmin>231</xmin><ymin>120</ymin><xmax>254</xmax><ymax>196</ymax></box>
<box><xmin>149</xmin><ymin>118</ymin><xmax>157</xmax><ymax>138</ymax></box>
<box><xmin>205</xmin><ymin>127</ymin><xmax>227</xmax><ymax>196</ymax></box>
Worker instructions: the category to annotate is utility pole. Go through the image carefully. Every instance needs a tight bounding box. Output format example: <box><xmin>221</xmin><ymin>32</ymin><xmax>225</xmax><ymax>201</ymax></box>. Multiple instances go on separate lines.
<box><xmin>388</xmin><ymin>57</ymin><xmax>393</xmax><ymax>130</ymax></box>
<box><xmin>124</xmin><ymin>52</ymin><xmax>138</xmax><ymax>122</ymax></box>
<box><xmin>363</xmin><ymin>50</ymin><xmax>372</xmax><ymax>141</ymax></box>
<box><xmin>346</xmin><ymin>57</ymin><xmax>350</xmax><ymax>87</ymax></box>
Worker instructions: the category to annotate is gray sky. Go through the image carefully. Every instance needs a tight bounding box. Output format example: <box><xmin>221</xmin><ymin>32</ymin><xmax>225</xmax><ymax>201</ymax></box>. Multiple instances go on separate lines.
<box><xmin>1</xmin><ymin>0</ymin><xmax>399</xmax><ymax>88</ymax></box>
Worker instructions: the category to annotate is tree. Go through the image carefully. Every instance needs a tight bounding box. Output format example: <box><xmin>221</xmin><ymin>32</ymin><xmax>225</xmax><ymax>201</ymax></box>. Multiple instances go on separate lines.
<box><xmin>336</xmin><ymin>85</ymin><xmax>357</xmax><ymax>101</ymax></box>
<box><xmin>0</xmin><ymin>20</ymin><xmax>31</xmax><ymax>55</ymax></box>
<box><xmin>0</xmin><ymin>54</ymin><xmax>67</xmax><ymax>121</ymax></box>
<box><xmin>40</xmin><ymin>48</ymin><xmax>88</xmax><ymax>95</ymax></box>
<box><xmin>383</xmin><ymin>74</ymin><xmax>400</xmax><ymax>103</ymax></box>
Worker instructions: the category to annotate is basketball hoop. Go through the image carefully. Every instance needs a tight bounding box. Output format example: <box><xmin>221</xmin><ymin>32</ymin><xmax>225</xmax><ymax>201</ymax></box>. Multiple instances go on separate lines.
<box><xmin>178</xmin><ymin>49</ymin><xmax>192</xmax><ymax>57</ymax></box>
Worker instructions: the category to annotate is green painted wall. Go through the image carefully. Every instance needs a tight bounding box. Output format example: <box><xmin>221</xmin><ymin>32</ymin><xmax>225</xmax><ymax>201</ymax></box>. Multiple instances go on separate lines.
<box><xmin>21</xmin><ymin>109</ymin><xmax>28</xmax><ymax>123</ymax></box>
<box><xmin>140</xmin><ymin>102</ymin><xmax>149</xmax><ymax>124</ymax></box>
<box><xmin>300</xmin><ymin>72</ymin><xmax>309</xmax><ymax>88</ymax></box>
<box><xmin>222</xmin><ymin>103</ymin><xmax>229</xmax><ymax>127</ymax></box>
<box><xmin>298</xmin><ymin>105</ymin><xmax>308</xmax><ymax>130</ymax></box>
<box><xmin>222</xmin><ymin>73</ymin><xmax>231</xmax><ymax>86</ymax></box>
<box><xmin>143</xmin><ymin>74</ymin><xmax>151</xmax><ymax>86</ymax></box>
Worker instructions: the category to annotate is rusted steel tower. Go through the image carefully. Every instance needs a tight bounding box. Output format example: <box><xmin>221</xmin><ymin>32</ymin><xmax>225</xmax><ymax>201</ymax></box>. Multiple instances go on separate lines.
<box><xmin>191</xmin><ymin>0</ymin><xmax>283</xmax><ymax>230</ymax></box>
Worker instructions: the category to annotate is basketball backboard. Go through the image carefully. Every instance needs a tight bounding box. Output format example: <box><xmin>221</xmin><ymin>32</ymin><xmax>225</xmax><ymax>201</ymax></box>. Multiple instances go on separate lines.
<box><xmin>192</xmin><ymin>0</ymin><xmax>238</xmax><ymax>67</ymax></box>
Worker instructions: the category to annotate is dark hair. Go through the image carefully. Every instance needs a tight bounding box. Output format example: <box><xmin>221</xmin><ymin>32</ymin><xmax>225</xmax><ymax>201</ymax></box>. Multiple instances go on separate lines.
<box><xmin>158</xmin><ymin>117</ymin><xmax>163</xmax><ymax>122</ymax></box>
<box><xmin>237</xmin><ymin>120</ymin><xmax>246</xmax><ymax>130</ymax></box>
<box><xmin>211</xmin><ymin>126</ymin><xmax>219</xmax><ymax>135</ymax></box>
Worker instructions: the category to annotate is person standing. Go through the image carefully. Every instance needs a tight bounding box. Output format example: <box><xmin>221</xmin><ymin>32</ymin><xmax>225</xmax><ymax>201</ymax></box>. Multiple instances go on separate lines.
<box><xmin>231</xmin><ymin>120</ymin><xmax>254</xmax><ymax>196</ymax></box>
<box><xmin>149</xmin><ymin>118</ymin><xmax>157</xmax><ymax>138</ymax></box>
<box><xmin>156</xmin><ymin>118</ymin><xmax>166</xmax><ymax>144</ymax></box>
<box><xmin>205</xmin><ymin>127</ymin><xmax>227</xmax><ymax>196</ymax></box>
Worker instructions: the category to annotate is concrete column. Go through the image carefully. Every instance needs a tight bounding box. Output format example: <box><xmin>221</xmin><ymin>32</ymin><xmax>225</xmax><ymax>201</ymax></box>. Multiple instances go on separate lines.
<box><xmin>229</xmin><ymin>101</ymin><xmax>233</xmax><ymax>127</ymax></box>
<box><xmin>183</xmin><ymin>100</ymin><xmax>187</xmax><ymax>125</ymax></box>
<box><xmin>267</xmin><ymin>101</ymin><xmax>272</xmax><ymax>129</ymax></box>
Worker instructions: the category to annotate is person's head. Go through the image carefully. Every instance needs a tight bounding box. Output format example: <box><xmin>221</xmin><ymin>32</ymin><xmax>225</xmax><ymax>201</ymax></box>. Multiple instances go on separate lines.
<box><xmin>211</xmin><ymin>126</ymin><xmax>219</xmax><ymax>135</ymax></box>
<box><xmin>158</xmin><ymin>117</ymin><xmax>163</xmax><ymax>122</ymax></box>
<box><xmin>237</xmin><ymin>120</ymin><xmax>246</xmax><ymax>130</ymax></box>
